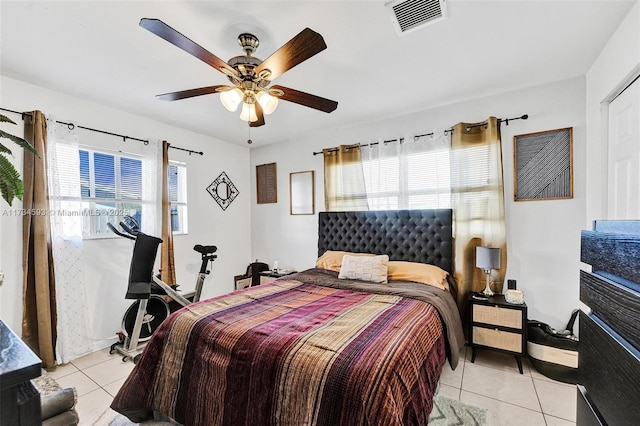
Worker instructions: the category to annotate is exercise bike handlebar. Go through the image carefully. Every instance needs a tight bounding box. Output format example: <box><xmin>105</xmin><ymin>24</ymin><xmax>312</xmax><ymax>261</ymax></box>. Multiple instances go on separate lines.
<box><xmin>107</xmin><ymin>222</ymin><xmax>135</xmax><ymax>240</ymax></box>
<box><xmin>119</xmin><ymin>220</ymin><xmax>139</xmax><ymax>238</ymax></box>
<box><xmin>107</xmin><ymin>215</ymin><xmax>140</xmax><ymax>240</ymax></box>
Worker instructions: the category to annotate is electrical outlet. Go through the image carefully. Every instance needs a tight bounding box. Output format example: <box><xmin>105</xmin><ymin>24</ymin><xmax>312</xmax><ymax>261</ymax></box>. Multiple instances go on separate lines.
<box><xmin>0</xmin><ymin>269</ymin><xmax>4</xmax><ymax>286</ymax></box>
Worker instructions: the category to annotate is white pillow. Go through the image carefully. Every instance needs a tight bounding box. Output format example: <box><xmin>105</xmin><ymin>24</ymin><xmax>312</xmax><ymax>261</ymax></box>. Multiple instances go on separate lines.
<box><xmin>338</xmin><ymin>254</ymin><xmax>389</xmax><ymax>283</ymax></box>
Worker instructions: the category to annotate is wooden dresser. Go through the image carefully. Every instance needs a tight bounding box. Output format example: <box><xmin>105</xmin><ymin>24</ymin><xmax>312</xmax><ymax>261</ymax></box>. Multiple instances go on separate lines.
<box><xmin>578</xmin><ymin>220</ymin><xmax>640</xmax><ymax>426</ymax></box>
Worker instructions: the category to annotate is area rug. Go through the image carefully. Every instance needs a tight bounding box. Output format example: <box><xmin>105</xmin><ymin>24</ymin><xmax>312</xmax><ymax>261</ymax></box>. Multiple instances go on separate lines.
<box><xmin>428</xmin><ymin>394</ymin><xmax>487</xmax><ymax>426</ymax></box>
<box><xmin>33</xmin><ymin>369</ymin><xmax>80</xmax><ymax>424</ymax></box>
<box><xmin>33</xmin><ymin>369</ymin><xmax>65</xmax><ymax>395</ymax></box>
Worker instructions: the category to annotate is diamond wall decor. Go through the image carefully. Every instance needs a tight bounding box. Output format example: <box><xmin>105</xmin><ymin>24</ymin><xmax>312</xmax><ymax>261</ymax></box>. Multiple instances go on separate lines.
<box><xmin>207</xmin><ymin>172</ymin><xmax>239</xmax><ymax>210</ymax></box>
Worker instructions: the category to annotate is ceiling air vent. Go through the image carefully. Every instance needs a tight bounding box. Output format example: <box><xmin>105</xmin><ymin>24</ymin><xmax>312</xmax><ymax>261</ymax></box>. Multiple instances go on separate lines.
<box><xmin>386</xmin><ymin>0</ymin><xmax>448</xmax><ymax>35</ymax></box>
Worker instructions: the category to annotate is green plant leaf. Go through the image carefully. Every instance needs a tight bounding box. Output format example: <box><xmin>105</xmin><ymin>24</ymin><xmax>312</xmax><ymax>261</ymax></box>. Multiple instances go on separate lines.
<box><xmin>0</xmin><ymin>114</ymin><xmax>38</xmax><ymax>156</ymax></box>
<box><xmin>0</xmin><ymin>115</ymin><xmax>17</xmax><ymax>125</ymax></box>
<box><xmin>0</xmin><ymin>154</ymin><xmax>23</xmax><ymax>205</ymax></box>
<box><xmin>0</xmin><ymin>113</ymin><xmax>34</xmax><ymax>205</ymax></box>
<box><xmin>0</xmin><ymin>129</ymin><xmax>37</xmax><ymax>155</ymax></box>
<box><xmin>0</xmin><ymin>142</ymin><xmax>13</xmax><ymax>156</ymax></box>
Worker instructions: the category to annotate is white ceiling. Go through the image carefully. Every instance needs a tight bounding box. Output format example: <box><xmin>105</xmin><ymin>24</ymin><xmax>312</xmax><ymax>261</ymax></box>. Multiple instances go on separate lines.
<box><xmin>0</xmin><ymin>1</ymin><xmax>634</xmax><ymax>147</ymax></box>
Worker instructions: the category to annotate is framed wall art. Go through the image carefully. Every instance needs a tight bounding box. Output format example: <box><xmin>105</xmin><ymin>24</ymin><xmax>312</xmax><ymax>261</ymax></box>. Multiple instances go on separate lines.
<box><xmin>256</xmin><ymin>162</ymin><xmax>277</xmax><ymax>204</ymax></box>
<box><xmin>514</xmin><ymin>127</ymin><xmax>573</xmax><ymax>201</ymax></box>
<box><xmin>290</xmin><ymin>170</ymin><xmax>315</xmax><ymax>215</ymax></box>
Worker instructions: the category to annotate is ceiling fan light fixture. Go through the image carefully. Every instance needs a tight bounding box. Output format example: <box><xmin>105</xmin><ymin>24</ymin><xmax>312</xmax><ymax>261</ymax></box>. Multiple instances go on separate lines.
<box><xmin>240</xmin><ymin>102</ymin><xmax>258</xmax><ymax>122</ymax></box>
<box><xmin>256</xmin><ymin>91</ymin><xmax>279</xmax><ymax>115</ymax></box>
<box><xmin>220</xmin><ymin>88</ymin><xmax>243</xmax><ymax>112</ymax></box>
<box><xmin>141</xmin><ymin>19</ymin><xmax>338</xmax><ymax>128</ymax></box>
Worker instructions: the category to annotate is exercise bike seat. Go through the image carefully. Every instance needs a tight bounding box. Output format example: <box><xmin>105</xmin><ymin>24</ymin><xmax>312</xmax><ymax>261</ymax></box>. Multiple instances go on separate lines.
<box><xmin>194</xmin><ymin>244</ymin><xmax>217</xmax><ymax>255</ymax></box>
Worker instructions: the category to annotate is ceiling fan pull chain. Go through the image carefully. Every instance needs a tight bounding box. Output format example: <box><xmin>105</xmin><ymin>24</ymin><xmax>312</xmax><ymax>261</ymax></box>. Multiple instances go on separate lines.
<box><xmin>247</xmin><ymin>122</ymin><xmax>253</xmax><ymax>145</ymax></box>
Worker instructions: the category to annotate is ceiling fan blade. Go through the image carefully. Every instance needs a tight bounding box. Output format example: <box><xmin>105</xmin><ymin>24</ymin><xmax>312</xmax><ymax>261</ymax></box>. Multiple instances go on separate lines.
<box><xmin>255</xmin><ymin>28</ymin><xmax>327</xmax><ymax>81</ymax></box>
<box><xmin>157</xmin><ymin>85</ymin><xmax>228</xmax><ymax>101</ymax></box>
<box><xmin>140</xmin><ymin>18</ymin><xmax>237</xmax><ymax>77</ymax></box>
<box><xmin>271</xmin><ymin>85</ymin><xmax>338</xmax><ymax>113</ymax></box>
<box><xmin>250</xmin><ymin>102</ymin><xmax>265</xmax><ymax>127</ymax></box>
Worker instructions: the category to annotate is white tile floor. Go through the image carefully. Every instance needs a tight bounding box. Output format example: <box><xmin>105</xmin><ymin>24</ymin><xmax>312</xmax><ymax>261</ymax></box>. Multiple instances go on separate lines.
<box><xmin>46</xmin><ymin>348</ymin><xmax>135</xmax><ymax>425</ymax></box>
<box><xmin>47</xmin><ymin>345</ymin><xmax>577</xmax><ymax>425</ymax></box>
<box><xmin>441</xmin><ymin>348</ymin><xmax>577</xmax><ymax>426</ymax></box>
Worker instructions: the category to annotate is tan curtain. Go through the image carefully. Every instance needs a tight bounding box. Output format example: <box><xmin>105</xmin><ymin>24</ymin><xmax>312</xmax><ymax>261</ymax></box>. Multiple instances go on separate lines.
<box><xmin>451</xmin><ymin>117</ymin><xmax>507</xmax><ymax>315</ymax></box>
<box><xmin>323</xmin><ymin>144</ymin><xmax>369</xmax><ymax>211</ymax></box>
<box><xmin>160</xmin><ymin>141</ymin><xmax>176</xmax><ymax>285</ymax></box>
<box><xmin>21</xmin><ymin>110</ymin><xmax>56</xmax><ymax>368</ymax></box>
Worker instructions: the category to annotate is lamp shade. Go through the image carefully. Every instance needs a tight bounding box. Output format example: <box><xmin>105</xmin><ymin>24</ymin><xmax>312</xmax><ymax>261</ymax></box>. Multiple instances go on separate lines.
<box><xmin>476</xmin><ymin>246</ymin><xmax>500</xmax><ymax>270</ymax></box>
<box><xmin>239</xmin><ymin>102</ymin><xmax>258</xmax><ymax>122</ymax></box>
<box><xmin>220</xmin><ymin>88</ymin><xmax>243</xmax><ymax>112</ymax></box>
<box><xmin>256</xmin><ymin>91</ymin><xmax>278</xmax><ymax>114</ymax></box>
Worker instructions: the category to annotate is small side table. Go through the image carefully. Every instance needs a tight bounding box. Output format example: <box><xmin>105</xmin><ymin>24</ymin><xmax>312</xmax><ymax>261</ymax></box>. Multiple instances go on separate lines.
<box><xmin>469</xmin><ymin>294</ymin><xmax>528</xmax><ymax>374</ymax></box>
<box><xmin>259</xmin><ymin>270</ymin><xmax>297</xmax><ymax>285</ymax></box>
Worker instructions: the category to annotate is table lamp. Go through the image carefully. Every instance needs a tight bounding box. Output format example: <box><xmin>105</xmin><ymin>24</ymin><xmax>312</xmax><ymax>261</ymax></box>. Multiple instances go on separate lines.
<box><xmin>476</xmin><ymin>246</ymin><xmax>500</xmax><ymax>296</ymax></box>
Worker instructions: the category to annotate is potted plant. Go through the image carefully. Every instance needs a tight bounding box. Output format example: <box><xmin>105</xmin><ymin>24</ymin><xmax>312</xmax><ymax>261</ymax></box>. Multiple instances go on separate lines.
<box><xmin>0</xmin><ymin>114</ymin><xmax>37</xmax><ymax>206</ymax></box>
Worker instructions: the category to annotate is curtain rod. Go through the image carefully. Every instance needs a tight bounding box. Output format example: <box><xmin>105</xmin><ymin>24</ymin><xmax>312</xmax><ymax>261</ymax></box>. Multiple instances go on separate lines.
<box><xmin>0</xmin><ymin>107</ymin><xmax>204</xmax><ymax>156</ymax></box>
<box><xmin>312</xmin><ymin>114</ymin><xmax>528</xmax><ymax>156</ymax></box>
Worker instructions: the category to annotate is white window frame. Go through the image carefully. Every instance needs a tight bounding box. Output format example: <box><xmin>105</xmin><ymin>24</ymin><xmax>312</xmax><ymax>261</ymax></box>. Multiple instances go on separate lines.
<box><xmin>168</xmin><ymin>160</ymin><xmax>188</xmax><ymax>235</ymax></box>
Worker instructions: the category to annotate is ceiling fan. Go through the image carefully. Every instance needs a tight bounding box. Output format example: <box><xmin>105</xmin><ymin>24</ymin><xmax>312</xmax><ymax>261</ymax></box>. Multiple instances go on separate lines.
<box><xmin>140</xmin><ymin>18</ymin><xmax>338</xmax><ymax>127</ymax></box>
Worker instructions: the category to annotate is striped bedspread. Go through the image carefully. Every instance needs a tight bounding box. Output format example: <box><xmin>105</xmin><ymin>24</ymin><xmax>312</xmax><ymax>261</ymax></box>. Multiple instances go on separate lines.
<box><xmin>111</xmin><ymin>268</ymin><xmax>464</xmax><ymax>426</ymax></box>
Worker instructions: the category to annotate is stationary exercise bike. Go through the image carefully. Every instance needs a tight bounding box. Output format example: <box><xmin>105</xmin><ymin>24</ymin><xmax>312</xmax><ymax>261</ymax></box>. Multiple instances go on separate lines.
<box><xmin>108</xmin><ymin>216</ymin><xmax>217</xmax><ymax>362</ymax></box>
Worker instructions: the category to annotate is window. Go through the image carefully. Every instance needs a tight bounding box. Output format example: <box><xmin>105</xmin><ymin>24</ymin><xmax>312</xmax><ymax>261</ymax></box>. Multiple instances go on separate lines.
<box><xmin>79</xmin><ymin>148</ymin><xmax>144</xmax><ymax>237</ymax></box>
<box><xmin>361</xmin><ymin>142</ymin><xmax>451</xmax><ymax>211</ymax></box>
<box><xmin>168</xmin><ymin>161</ymin><xmax>188</xmax><ymax>234</ymax></box>
<box><xmin>78</xmin><ymin>149</ymin><xmax>188</xmax><ymax>237</ymax></box>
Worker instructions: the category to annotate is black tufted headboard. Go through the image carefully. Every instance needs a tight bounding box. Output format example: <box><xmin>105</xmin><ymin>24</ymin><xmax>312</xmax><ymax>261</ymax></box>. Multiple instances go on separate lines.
<box><xmin>318</xmin><ymin>209</ymin><xmax>454</xmax><ymax>274</ymax></box>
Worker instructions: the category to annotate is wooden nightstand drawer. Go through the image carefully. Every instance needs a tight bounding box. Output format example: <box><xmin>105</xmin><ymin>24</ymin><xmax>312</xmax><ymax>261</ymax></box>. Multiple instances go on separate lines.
<box><xmin>473</xmin><ymin>304</ymin><xmax>522</xmax><ymax>329</ymax></box>
<box><xmin>472</xmin><ymin>326</ymin><xmax>523</xmax><ymax>352</ymax></box>
<box><xmin>260</xmin><ymin>275</ymin><xmax>276</xmax><ymax>285</ymax></box>
<box><xmin>469</xmin><ymin>294</ymin><xmax>527</xmax><ymax>373</ymax></box>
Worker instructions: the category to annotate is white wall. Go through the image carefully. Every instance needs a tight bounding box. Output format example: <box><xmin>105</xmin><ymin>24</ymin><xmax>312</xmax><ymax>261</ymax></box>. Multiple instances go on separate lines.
<box><xmin>251</xmin><ymin>77</ymin><xmax>587</xmax><ymax>330</ymax></box>
<box><xmin>0</xmin><ymin>76</ymin><xmax>251</xmax><ymax>352</ymax></box>
<box><xmin>586</xmin><ymin>0</ymin><xmax>640</xmax><ymax>222</ymax></box>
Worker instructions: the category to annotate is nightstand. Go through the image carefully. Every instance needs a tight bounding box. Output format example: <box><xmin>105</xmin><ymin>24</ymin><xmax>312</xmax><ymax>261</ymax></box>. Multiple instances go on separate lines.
<box><xmin>469</xmin><ymin>294</ymin><xmax>527</xmax><ymax>374</ymax></box>
<box><xmin>259</xmin><ymin>270</ymin><xmax>297</xmax><ymax>285</ymax></box>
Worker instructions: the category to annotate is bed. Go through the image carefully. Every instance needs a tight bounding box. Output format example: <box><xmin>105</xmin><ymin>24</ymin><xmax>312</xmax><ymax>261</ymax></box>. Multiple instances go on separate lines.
<box><xmin>111</xmin><ymin>209</ymin><xmax>464</xmax><ymax>425</ymax></box>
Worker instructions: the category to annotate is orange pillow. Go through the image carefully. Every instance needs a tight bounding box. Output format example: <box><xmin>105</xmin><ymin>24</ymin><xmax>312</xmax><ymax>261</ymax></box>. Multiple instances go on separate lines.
<box><xmin>387</xmin><ymin>261</ymin><xmax>449</xmax><ymax>291</ymax></box>
<box><xmin>316</xmin><ymin>250</ymin><xmax>375</xmax><ymax>272</ymax></box>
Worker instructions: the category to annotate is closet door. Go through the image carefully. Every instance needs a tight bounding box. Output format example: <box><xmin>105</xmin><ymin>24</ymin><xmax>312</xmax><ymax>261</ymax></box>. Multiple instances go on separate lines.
<box><xmin>608</xmin><ymin>78</ymin><xmax>640</xmax><ymax>219</ymax></box>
